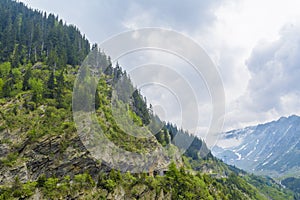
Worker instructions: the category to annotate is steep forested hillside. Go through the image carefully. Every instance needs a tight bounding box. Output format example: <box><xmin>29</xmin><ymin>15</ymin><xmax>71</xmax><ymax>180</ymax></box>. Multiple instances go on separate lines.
<box><xmin>0</xmin><ymin>0</ymin><xmax>89</xmax><ymax>68</ymax></box>
<box><xmin>0</xmin><ymin>0</ymin><xmax>296</xmax><ymax>199</ymax></box>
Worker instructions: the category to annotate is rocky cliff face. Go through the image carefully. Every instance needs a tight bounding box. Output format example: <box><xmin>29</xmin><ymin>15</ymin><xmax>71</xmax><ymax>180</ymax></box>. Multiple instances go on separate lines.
<box><xmin>0</xmin><ymin>128</ymin><xmax>110</xmax><ymax>185</ymax></box>
<box><xmin>0</xmin><ymin>125</ymin><xmax>175</xmax><ymax>199</ymax></box>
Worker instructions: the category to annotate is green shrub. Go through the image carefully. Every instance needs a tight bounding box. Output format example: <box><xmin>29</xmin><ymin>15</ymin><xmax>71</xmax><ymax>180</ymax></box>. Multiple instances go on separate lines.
<box><xmin>1</xmin><ymin>152</ymin><xmax>18</xmax><ymax>167</ymax></box>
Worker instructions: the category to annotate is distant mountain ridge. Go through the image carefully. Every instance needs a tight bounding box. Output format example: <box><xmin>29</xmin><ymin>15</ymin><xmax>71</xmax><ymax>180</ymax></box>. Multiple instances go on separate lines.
<box><xmin>212</xmin><ymin>115</ymin><xmax>300</xmax><ymax>178</ymax></box>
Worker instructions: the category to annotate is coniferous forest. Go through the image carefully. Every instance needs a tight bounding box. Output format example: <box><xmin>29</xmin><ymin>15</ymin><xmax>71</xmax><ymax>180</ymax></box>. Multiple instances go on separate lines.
<box><xmin>0</xmin><ymin>0</ymin><xmax>298</xmax><ymax>199</ymax></box>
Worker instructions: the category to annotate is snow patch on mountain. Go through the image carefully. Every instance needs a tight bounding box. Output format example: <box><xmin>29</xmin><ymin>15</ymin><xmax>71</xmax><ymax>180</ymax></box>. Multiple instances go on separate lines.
<box><xmin>212</xmin><ymin>115</ymin><xmax>300</xmax><ymax>178</ymax></box>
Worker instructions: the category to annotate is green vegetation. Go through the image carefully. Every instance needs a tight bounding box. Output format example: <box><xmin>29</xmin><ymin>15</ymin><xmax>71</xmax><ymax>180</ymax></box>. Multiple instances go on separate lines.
<box><xmin>245</xmin><ymin>175</ymin><xmax>295</xmax><ymax>200</ymax></box>
<box><xmin>0</xmin><ymin>0</ymin><xmax>89</xmax><ymax>67</ymax></box>
<box><xmin>0</xmin><ymin>0</ymin><xmax>296</xmax><ymax>199</ymax></box>
<box><xmin>0</xmin><ymin>152</ymin><xmax>18</xmax><ymax>167</ymax></box>
<box><xmin>282</xmin><ymin>177</ymin><xmax>300</xmax><ymax>199</ymax></box>
<box><xmin>0</xmin><ymin>163</ymin><xmax>295</xmax><ymax>199</ymax></box>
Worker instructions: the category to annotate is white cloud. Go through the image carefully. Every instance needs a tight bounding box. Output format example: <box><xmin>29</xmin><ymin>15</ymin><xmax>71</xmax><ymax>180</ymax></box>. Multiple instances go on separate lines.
<box><xmin>248</xmin><ymin>25</ymin><xmax>300</xmax><ymax>107</ymax></box>
<box><xmin>199</xmin><ymin>0</ymin><xmax>300</xmax><ymax>130</ymax></box>
<box><xmin>226</xmin><ymin>24</ymin><xmax>300</xmax><ymax>129</ymax></box>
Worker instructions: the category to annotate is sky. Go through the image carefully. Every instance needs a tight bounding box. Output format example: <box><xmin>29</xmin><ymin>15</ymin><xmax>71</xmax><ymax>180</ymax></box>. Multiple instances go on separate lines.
<box><xmin>18</xmin><ymin>0</ymin><xmax>300</xmax><ymax>136</ymax></box>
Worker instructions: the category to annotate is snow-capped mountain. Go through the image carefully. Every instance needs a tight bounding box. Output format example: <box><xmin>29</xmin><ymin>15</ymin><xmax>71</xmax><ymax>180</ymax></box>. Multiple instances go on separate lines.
<box><xmin>212</xmin><ymin>115</ymin><xmax>300</xmax><ymax>178</ymax></box>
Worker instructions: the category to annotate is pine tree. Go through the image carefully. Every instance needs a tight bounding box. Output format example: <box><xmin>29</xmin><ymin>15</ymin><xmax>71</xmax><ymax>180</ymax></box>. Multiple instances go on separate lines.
<box><xmin>56</xmin><ymin>70</ymin><xmax>64</xmax><ymax>108</ymax></box>
<box><xmin>95</xmin><ymin>88</ymin><xmax>100</xmax><ymax>110</ymax></box>
<box><xmin>22</xmin><ymin>65</ymin><xmax>32</xmax><ymax>91</ymax></box>
<box><xmin>47</xmin><ymin>71</ymin><xmax>55</xmax><ymax>98</ymax></box>
<box><xmin>3</xmin><ymin>70</ymin><xmax>15</xmax><ymax>97</ymax></box>
<box><xmin>29</xmin><ymin>78</ymin><xmax>44</xmax><ymax>103</ymax></box>
<box><xmin>0</xmin><ymin>78</ymin><xmax>4</xmax><ymax>98</ymax></box>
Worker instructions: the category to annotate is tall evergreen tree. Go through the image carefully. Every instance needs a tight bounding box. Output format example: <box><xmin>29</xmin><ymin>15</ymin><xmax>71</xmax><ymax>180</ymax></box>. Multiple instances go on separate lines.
<box><xmin>22</xmin><ymin>65</ymin><xmax>32</xmax><ymax>91</ymax></box>
<box><xmin>47</xmin><ymin>71</ymin><xmax>55</xmax><ymax>98</ymax></box>
<box><xmin>56</xmin><ymin>70</ymin><xmax>64</xmax><ymax>108</ymax></box>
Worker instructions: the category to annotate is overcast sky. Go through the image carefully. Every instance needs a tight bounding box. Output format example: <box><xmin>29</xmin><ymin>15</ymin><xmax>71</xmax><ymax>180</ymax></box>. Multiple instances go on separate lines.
<box><xmin>19</xmin><ymin>0</ymin><xmax>300</xmax><ymax>135</ymax></box>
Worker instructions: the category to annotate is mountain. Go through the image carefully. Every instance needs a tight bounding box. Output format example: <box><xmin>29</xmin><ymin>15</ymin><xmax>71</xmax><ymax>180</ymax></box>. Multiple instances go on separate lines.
<box><xmin>0</xmin><ymin>0</ymin><xmax>296</xmax><ymax>199</ymax></box>
<box><xmin>212</xmin><ymin>115</ymin><xmax>300</xmax><ymax>178</ymax></box>
<box><xmin>282</xmin><ymin>177</ymin><xmax>300</xmax><ymax>198</ymax></box>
